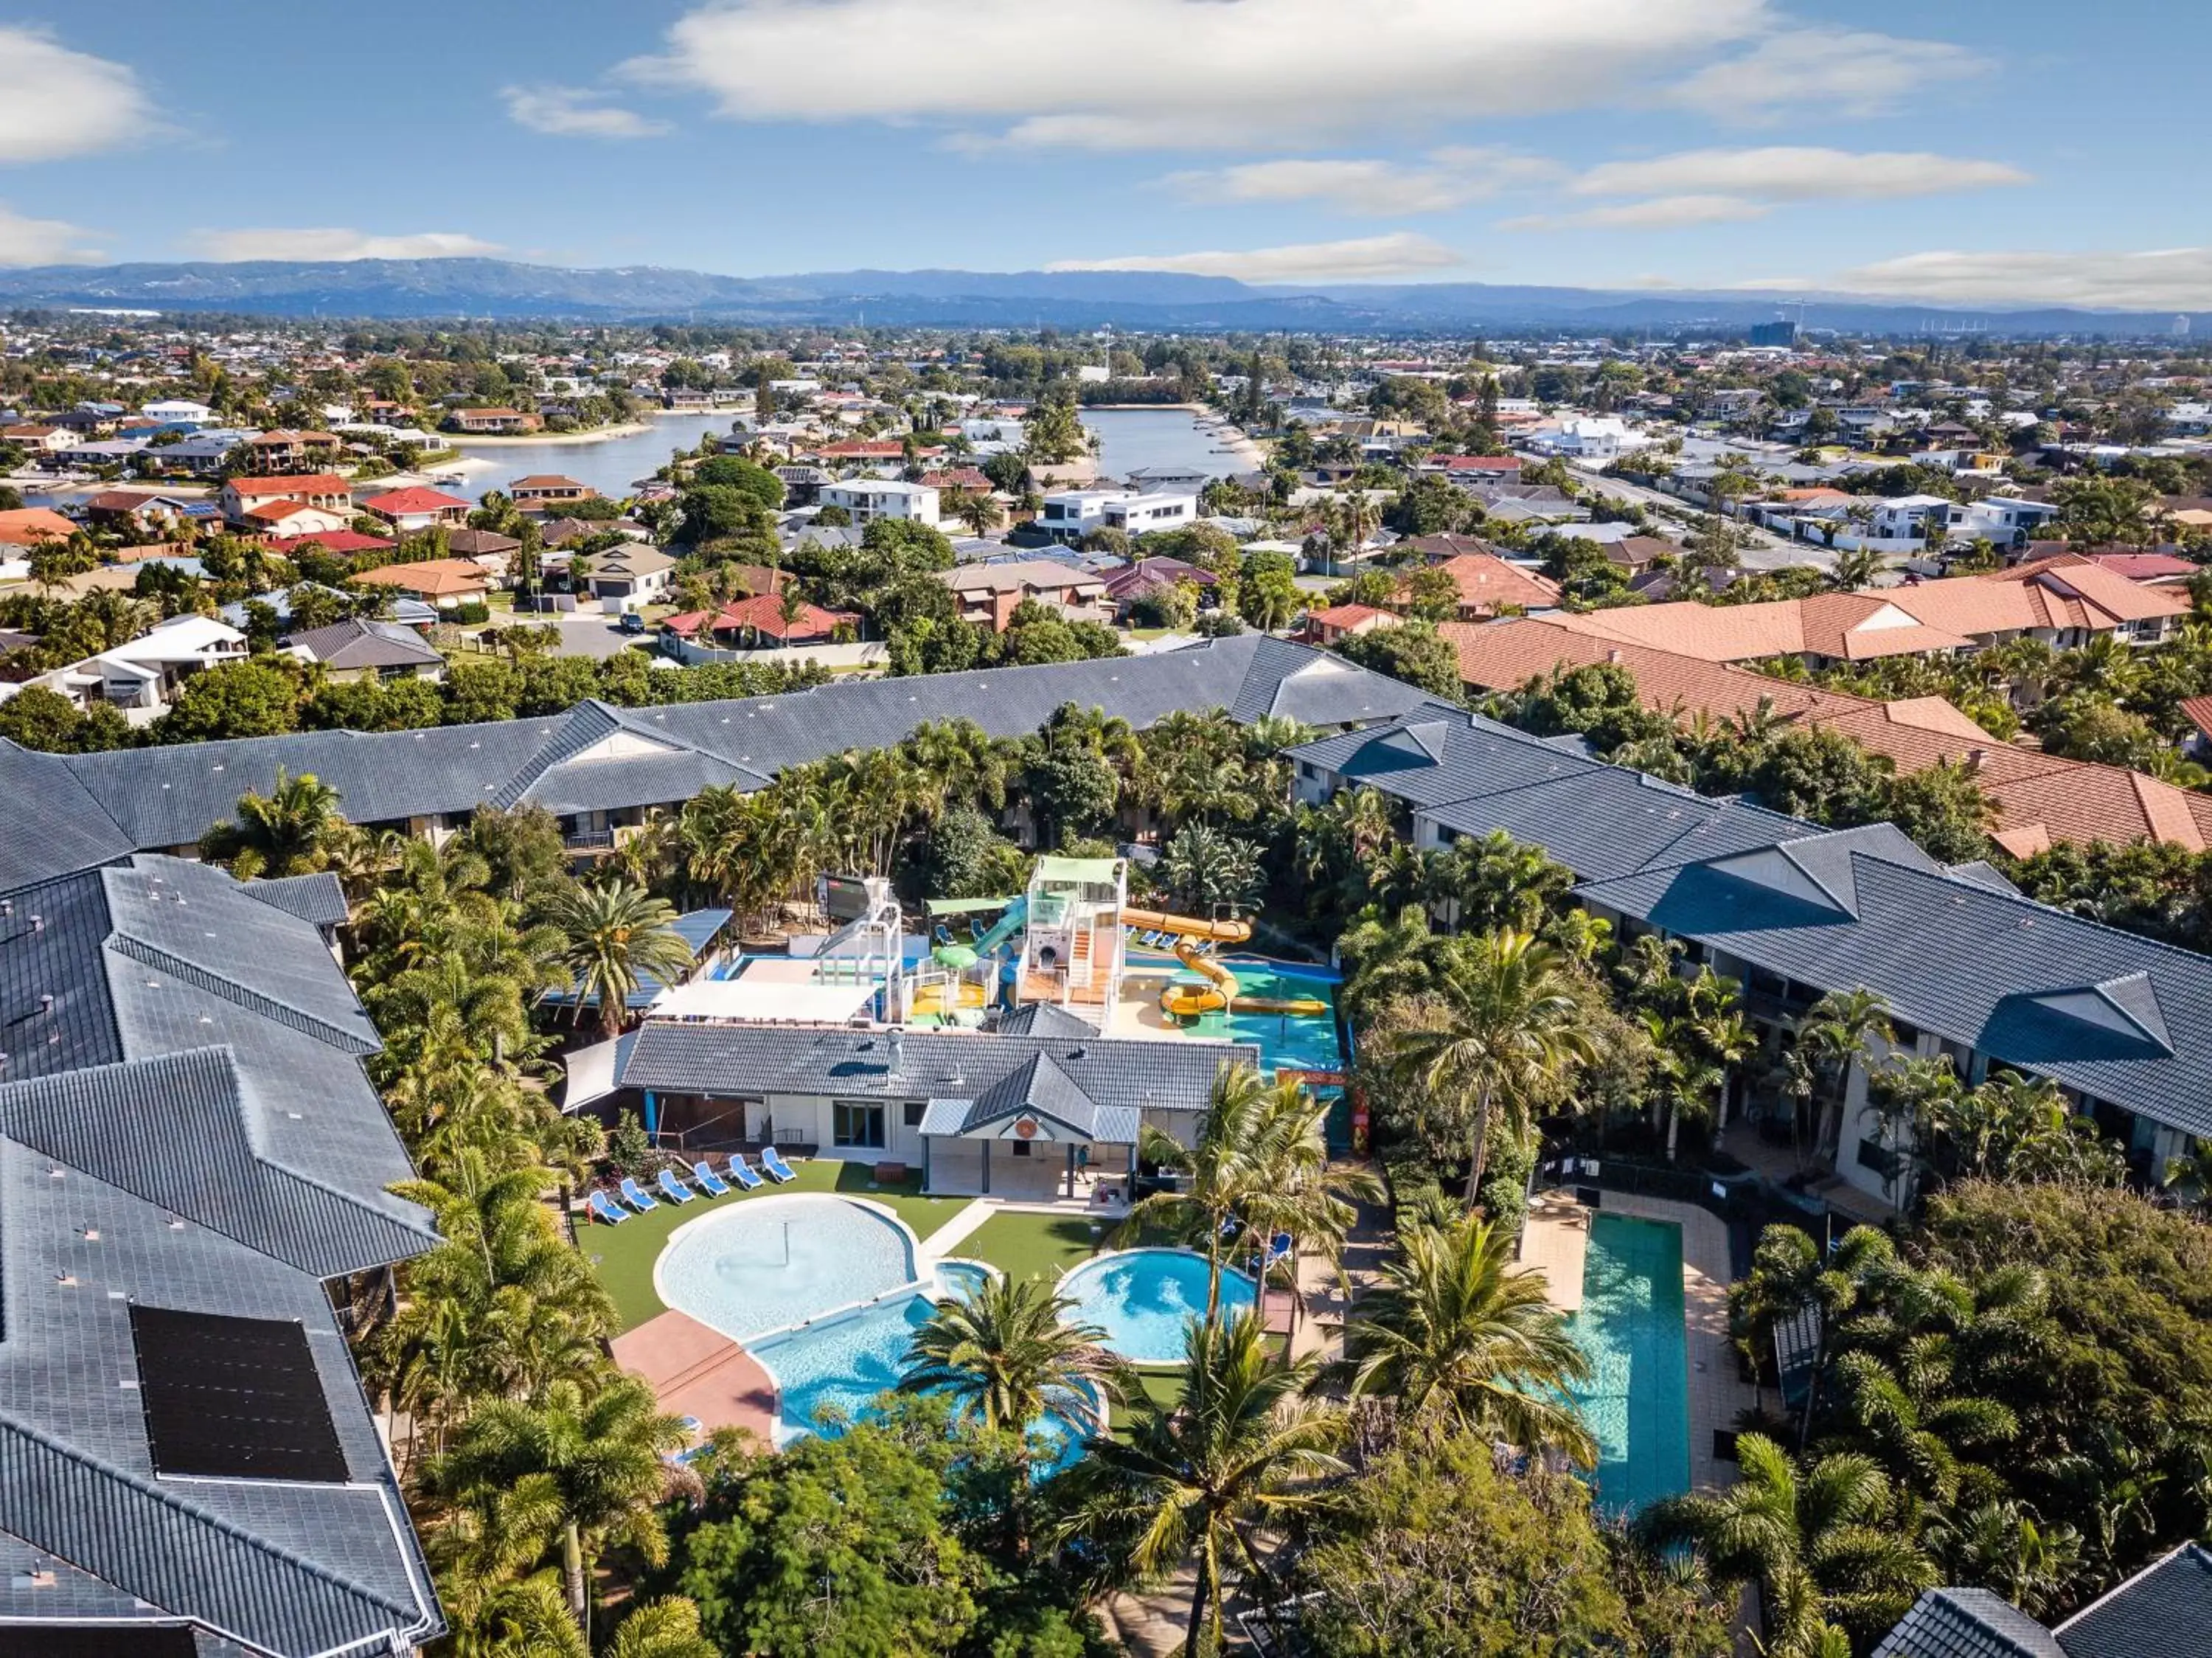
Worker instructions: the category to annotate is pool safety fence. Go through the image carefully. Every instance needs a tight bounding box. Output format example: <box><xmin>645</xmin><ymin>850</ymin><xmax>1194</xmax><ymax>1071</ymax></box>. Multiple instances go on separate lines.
<box><xmin>1534</xmin><ymin>1150</ymin><xmax>1843</xmax><ymax>1266</ymax></box>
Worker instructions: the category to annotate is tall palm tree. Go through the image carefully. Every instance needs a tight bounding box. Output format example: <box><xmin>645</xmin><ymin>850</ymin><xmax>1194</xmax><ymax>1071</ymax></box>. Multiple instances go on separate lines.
<box><xmin>1641</xmin><ymin>1433</ymin><xmax>1933</xmax><ymax>1654</ymax></box>
<box><xmin>1801</xmin><ymin>988</ymin><xmax>1893</xmax><ymax>1167</ymax></box>
<box><xmin>1382</xmin><ymin>929</ymin><xmax>1596</xmax><ymax>1204</ymax></box>
<box><xmin>900</xmin><ymin>1274</ymin><xmax>1129</xmax><ymax>1440</ymax></box>
<box><xmin>427</xmin><ymin>1374</ymin><xmax>691</xmax><ymax>1632</ymax></box>
<box><xmin>1341</xmin><ymin>1210</ymin><xmax>1596</xmax><ymax>1464</ymax></box>
<box><xmin>1057</xmin><ymin>1313</ymin><xmax>1344</xmax><ymax>1658</ymax></box>
<box><xmin>224</xmin><ymin>766</ymin><xmax>347</xmax><ymax>878</ymax></box>
<box><xmin>1120</xmin><ymin>1063</ymin><xmax>1274</xmax><ymax>1316</ymax></box>
<box><xmin>545</xmin><ymin>881</ymin><xmax>696</xmax><ymax>1040</ymax></box>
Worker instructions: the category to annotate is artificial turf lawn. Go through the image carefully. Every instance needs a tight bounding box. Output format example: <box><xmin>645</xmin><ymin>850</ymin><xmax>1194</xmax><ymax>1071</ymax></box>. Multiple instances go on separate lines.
<box><xmin>958</xmin><ymin>1208</ymin><xmax>1116</xmax><ymax>1283</ymax></box>
<box><xmin>579</xmin><ymin>1158</ymin><xmax>971</xmax><ymax>1333</ymax></box>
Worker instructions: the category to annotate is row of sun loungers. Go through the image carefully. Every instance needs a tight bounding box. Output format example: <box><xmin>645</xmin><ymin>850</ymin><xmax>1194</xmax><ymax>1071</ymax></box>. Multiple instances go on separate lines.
<box><xmin>587</xmin><ymin>1146</ymin><xmax>800</xmax><ymax>1222</ymax></box>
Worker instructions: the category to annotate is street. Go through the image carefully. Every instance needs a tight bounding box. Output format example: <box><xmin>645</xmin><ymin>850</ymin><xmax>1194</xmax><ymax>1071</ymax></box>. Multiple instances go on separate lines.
<box><xmin>1562</xmin><ymin>461</ymin><xmax>1836</xmax><ymax>575</ymax></box>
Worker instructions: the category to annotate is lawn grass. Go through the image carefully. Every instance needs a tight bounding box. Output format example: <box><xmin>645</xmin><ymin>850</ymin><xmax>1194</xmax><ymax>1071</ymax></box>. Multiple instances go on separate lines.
<box><xmin>577</xmin><ymin>1157</ymin><xmax>970</xmax><ymax>1333</ymax></box>
<box><xmin>960</xmin><ymin>1209</ymin><xmax>1116</xmax><ymax>1283</ymax></box>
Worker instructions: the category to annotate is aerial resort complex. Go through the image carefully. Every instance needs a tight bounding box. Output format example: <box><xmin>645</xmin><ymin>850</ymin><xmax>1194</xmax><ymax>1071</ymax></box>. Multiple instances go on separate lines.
<box><xmin>1</xmin><ymin>627</ymin><xmax>2208</xmax><ymax>1654</ymax></box>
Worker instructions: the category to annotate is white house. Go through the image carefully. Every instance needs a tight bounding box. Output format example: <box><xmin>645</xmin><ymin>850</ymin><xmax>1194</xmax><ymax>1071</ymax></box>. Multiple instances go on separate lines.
<box><xmin>1948</xmin><ymin>496</ymin><xmax>2062</xmax><ymax>547</ymax></box>
<box><xmin>1037</xmin><ymin>488</ymin><xmax>1194</xmax><ymax>544</ymax></box>
<box><xmin>819</xmin><ymin>478</ymin><xmax>941</xmax><ymax>528</ymax></box>
<box><xmin>1526</xmin><ymin>416</ymin><xmax>1651</xmax><ymax>462</ymax></box>
<box><xmin>31</xmin><ymin>615</ymin><xmax>250</xmax><ymax>722</ymax></box>
<box><xmin>140</xmin><ymin>398</ymin><xmax>215</xmax><ymax>423</ymax></box>
<box><xmin>1103</xmin><ymin>492</ymin><xmax>1197</xmax><ymax>535</ymax></box>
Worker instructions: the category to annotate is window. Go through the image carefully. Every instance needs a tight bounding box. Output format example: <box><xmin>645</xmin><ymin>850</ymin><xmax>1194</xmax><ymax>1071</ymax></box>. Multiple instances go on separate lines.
<box><xmin>833</xmin><ymin>1101</ymin><xmax>886</xmax><ymax>1148</ymax></box>
<box><xmin>1890</xmin><ymin>1019</ymin><xmax>1920</xmax><ymax>1047</ymax></box>
<box><xmin>1011</xmin><ymin>1139</ymin><xmax>1033</xmax><ymax>1157</ymax></box>
<box><xmin>902</xmin><ymin>1100</ymin><xmax>927</xmax><ymax>1128</ymax></box>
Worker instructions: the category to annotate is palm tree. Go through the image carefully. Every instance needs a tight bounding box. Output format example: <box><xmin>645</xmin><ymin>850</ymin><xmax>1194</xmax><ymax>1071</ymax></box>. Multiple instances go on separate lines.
<box><xmin>1927</xmin><ymin>1500</ymin><xmax>2083</xmax><ymax>1621</ymax></box>
<box><xmin>1826</xmin><ymin>544</ymin><xmax>1885</xmax><ymax>592</ymax></box>
<box><xmin>1341</xmin><ymin>1210</ymin><xmax>1596</xmax><ymax>1464</ymax></box>
<box><xmin>1641</xmin><ymin>1433</ymin><xmax>1933</xmax><ymax>1654</ymax></box>
<box><xmin>1057</xmin><ymin>1312</ymin><xmax>1344</xmax><ymax>1658</ymax></box>
<box><xmin>215</xmin><ymin>766</ymin><xmax>346</xmax><ymax>878</ymax></box>
<box><xmin>1797</xmin><ymin>987</ymin><xmax>1893</xmax><ymax>1167</ymax></box>
<box><xmin>602</xmin><ymin>1598</ymin><xmax>719</xmax><ymax>1658</ymax></box>
<box><xmin>1381</xmin><ymin>929</ymin><xmax>1596</xmax><ymax>1204</ymax></box>
<box><xmin>427</xmin><ymin>1374</ymin><xmax>691</xmax><ymax>1632</ymax></box>
<box><xmin>1119</xmin><ymin>1064</ymin><xmax>1274</xmax><ymax>1316</ymax></box>
<box><xmin>900</xmin><ymin>1274</ymin><xmax>1129</xmax><ymax>1440</ymax></box>
<box><xmin>2165</xmin><ymin>1140</ymin><xmax>2212</xmax><ymax>1214</ymax></box>
<box><xmin>545</xmin><ymin>881</ymin><xmax>695</xmax><ymax>1040</ymax></box>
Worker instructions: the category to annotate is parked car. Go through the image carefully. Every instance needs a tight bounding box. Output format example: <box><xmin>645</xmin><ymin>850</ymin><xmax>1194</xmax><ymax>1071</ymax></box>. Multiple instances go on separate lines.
<box><xmin>619</xmin><ymin>610</ymin><xmax>647</xmax><ymax>634</ymax></box>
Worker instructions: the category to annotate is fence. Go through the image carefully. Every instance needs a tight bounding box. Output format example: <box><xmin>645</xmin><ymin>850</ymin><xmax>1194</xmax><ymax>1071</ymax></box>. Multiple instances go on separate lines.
<box><xmin>1534</xmin><ymin>1148</ymin><xmax>1848</xmax><ymax>1276</ymax></box>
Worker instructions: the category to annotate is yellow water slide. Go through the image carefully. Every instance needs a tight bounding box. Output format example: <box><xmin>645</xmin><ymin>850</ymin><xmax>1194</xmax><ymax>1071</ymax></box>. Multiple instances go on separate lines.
<box><xmin>1122</xmin><ymin>909</ymin><xmax>1328</xmax><ymax>1020</ymax></box>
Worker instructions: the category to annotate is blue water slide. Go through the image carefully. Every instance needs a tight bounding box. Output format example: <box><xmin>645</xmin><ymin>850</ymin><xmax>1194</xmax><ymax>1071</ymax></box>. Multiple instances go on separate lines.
<box><xmin>970</xmin><ymin>895</ymin><xmax>1029</xmax><ymax>957</ymax></box>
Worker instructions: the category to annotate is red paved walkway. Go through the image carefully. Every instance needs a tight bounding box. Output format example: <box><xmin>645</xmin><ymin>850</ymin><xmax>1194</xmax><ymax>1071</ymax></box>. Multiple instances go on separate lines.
<box><xmin>611</xmin><ymin>1311</ymin><xmax>778</xmax><ymax>1446</ymax></box>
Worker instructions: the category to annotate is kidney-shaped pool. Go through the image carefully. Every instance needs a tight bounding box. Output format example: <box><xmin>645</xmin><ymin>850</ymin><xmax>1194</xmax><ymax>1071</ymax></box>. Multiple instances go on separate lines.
<box><xmin>1057</xmin><ymin>1247</ymin><xmax>1257</xmax><ymax>1365</ymax></box>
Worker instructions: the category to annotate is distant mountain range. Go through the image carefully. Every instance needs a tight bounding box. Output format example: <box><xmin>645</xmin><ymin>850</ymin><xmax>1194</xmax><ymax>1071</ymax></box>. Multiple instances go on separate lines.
<box><xmin>0</xmin><ymin>257</ymin><xmax>2197</xmax><ymax>336</ymax></box>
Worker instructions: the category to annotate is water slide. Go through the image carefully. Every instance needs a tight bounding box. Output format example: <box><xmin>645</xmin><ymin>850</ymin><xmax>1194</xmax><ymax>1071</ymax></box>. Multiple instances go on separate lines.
<box><xmin>970</xmin><ymin>895</ymin><xmax>1028</xmax><ymax>957</ymax></box>
<box><xmin>1121</xmin><ymin>908</ymin><xmax>1329</xmax><ymax>1021</ymax></box>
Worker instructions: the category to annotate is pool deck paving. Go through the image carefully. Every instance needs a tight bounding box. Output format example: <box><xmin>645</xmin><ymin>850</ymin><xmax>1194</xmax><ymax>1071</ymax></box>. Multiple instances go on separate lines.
<box><xmin>1527</xmin><ymin>1190</ymin><xmax>1757</xmax><ymax>1496</ymax></box>
<box><xmin>1518</xmin><ymin>1189</ymin><xmax>1590</xmax><ymax>1314</ymax></box>
<box><xmin>610</xmin><ymin>1309</ymin><xmax>779</xmax><ymax>1447</ymax></box>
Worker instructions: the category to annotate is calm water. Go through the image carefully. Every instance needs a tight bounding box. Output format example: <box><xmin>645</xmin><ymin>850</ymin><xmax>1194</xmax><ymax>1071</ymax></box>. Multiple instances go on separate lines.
<box><xmin>445</xmin><ymin>411</ymin><xmax>742</xmax><ymax>500</ymax></box>
<box><xmin>1566</xmin><ymin>1213</ymin><xmax>1691</xmax><ymax>1514</ymax></box>
<box><xmin>657</xmin><ymin>1193</ymin><xmax>917</xmax><ymax>1341</ymax></box>
<box><xmin>1057</xmin><ymin>1247</ymin><xmax>1256</xmax><ymax>1365</ymax></box>
<box><xmin>1081</xmin><ymin>407</ymin><xmax>1251</xmax><ymax>482</ymax></box>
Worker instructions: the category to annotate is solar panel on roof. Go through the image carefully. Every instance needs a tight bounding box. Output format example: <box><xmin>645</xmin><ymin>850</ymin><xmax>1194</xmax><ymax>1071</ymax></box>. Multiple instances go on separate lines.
<box><xmin>0</xmin><ymin>1625</ymin><xmax>198</xmax><ymax>1657</ymax></box>
<box><xmin>126</xmin><ymin>1305</ymin><xmax>347</xmax><ymax>1482</ymax></box>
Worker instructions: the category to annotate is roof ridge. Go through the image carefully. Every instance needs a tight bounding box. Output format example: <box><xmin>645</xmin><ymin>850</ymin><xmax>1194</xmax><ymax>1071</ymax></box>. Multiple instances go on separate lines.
<box><xmin>0</xmin><ymin>1413</ymin><xmax>425</xmax><ymax>1637</ymax></box>
<box><xmin>106</xmin><ymin>934</ymin><xmax>375</xmax><ymax>1055</ymax></box>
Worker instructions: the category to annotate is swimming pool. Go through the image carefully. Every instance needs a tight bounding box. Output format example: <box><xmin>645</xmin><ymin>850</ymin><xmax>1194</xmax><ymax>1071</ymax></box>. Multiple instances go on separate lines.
<box><xmin>1057</xmin><ymin>1247</ymin><xmax>1257</xmax><ymax>1365</ymax></box>
<box><xmin>657</xmin><ymin>1194</ymin><xmax>918</xmax><ymax>1342</ymax></box>
<box><xmin>1147</xmin><ymin>955</ymin><xmax>1347</xmax><ymax>1081</ymax></box>
<box><xmin>1565</xmin><ymin>1213</ymin><xmax>1691</xmax><ymax>1514</ymax></box>
<box><xmin>752</xmin><ymin>1261</ymin><xmax>1091</xmax><ymax>1465</ymax></box>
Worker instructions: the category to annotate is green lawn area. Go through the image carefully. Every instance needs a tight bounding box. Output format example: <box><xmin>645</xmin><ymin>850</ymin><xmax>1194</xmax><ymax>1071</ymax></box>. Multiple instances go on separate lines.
<box><xmin>959</xmin><ymin>1208</ymin><xmax>1115</xmax><ymax>1283</ymax></box>
<box><xmin>578</xmin><ymin>1158</ymin><xmax>972</xmax><ymax>1333</ymax></box>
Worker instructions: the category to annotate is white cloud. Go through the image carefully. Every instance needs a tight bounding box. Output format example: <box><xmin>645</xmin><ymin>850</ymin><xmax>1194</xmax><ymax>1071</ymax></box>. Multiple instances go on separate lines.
<box><xmin>183</xmin><ymin>228</ymin><xmax>504</xmax><ymax>262</ymax></box>
<box><xmin>0</xmin><ymin>203</ymin><xmax>104</xmax><ymax>266</ymax></box>
<box><xmin>1047</xmin><ymin>232</ymin><xmax>1464</xmax><ymax>284</ymax></box>
<box><xmin>1671</xmin><ymin>28</ymin><xmax>1986</xmax><ymax>123</ymax></box>
<box><xmin>0</xmin><ymin>27</ymin><xmax>149</xmax><ymax>163</ymax></box>
<box><xmin>1504</xmin><ymin>195</ymin><xmax>1773</xmax><ymax>232</ymax></box>
<box><xmin>1165</xmin><ymin>148</ymin><xmax>1563</xmax><ymax>215</ymax></box>
<box><xmin>1828</xmin><ymin>249</ymin><xmax>2212</xmax><ymax>311</ymax></box>
<box><xmin>635</xmin><ymin>0</ymin><xmax>1771</xmax><ymax>150</ymax></box>
<box><xmin>503</xmin><ymin>85</ymin><xmax>669</xmax><ymax>139</ymax></box>
<box><xmin>1573</xmin><ymin>147</ymin><xmax>2029</xmax><ymax>203</ymax></box>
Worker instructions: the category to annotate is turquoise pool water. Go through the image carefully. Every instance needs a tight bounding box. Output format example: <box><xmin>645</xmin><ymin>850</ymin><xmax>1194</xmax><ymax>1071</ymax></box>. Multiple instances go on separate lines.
<box><xmin>751</xmin><ymin>1262</ymin><xmax>1088</xmax><ymax>1466</ymax></box>
<box><xmin>1057</xmin><ymin>1247</ymin><xmax>1257</xmax><ymax>1364</ymax></box>
<box><xmin>658</xmin><ymin>1194</ymin><xmax>916</xmax><ymax>1341</ymax></box>
<box><xmin>1565</xmin><ymin>1213</ymin><xmax>1691</xmax><ymax>1514</ymax></box>
<box><xmin>1149</xmin><ymin>956</ymin><xmax>1347</xmax><ymax>1081</ymax></box>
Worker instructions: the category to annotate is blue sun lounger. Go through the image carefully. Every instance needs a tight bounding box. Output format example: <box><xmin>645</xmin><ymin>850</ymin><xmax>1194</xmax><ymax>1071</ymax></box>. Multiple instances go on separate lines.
<box><xmin>725</xmin><ymin>1154</ymin><xmax>765</xmax><ymax>1190</ymax></box>
<box><xmin>616</xmin><ymin>1176</ymin><xmax>658</xmax><ymax>1213</ymax></box>
<box><xmin>760</xmin><ymin>1146</ymin><xmax>799</xmax><ymax>1183</ymax></box>
<box><xmin>657</xmin><ymin>1168</ymin><xmax>697</xmax><ymax>1204</ymax></box>
<box><xmin>586</xmin><ymin>1190</ymin><xmax>629</xmax><ymax>1225</ymax></box>
<box><xmin>691</xmin><ymin>1159</ymin><xmax>731</xmax><ymax>1197</ymax></box>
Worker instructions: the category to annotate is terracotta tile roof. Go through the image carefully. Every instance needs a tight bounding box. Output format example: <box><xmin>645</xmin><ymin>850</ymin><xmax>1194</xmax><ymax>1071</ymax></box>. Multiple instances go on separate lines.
<box><xmin>265</xmin><ymin>530</ymin><xmax>394</xmax><ymax>555</ymax></box>
<box><xmin>1306</xmin><ymin>603</ymin><xmax>1394</xmax><ymax>629</ymax></box>
<box><xmin>242</xmin><ymin>499</ymin><xmax>329</xmax><ymax>524</ymax></box>
<box><xmin>361</xmin><ymin>487</ymin><xmax>470</xmax><ymax>516</ymax></box>
<box><xmin>1402</xmin><ymin>552</ymin><xmax>1560</xmax><ymax>617</ymax></box>
<box><xmin>712</xmin><ymin>592</ymin><xmax>856</xmax><ymax>640</ymax></box>
<box><xmin>2087</xmin><ymin>552</ymin><xmax>2196</xmax><ymax>581</ymax></box>
<box><xmin>226</xmin><ymin>473</ymin><xmax>349</xmax><ymax>498</ymax></box>
<box><xmin>349</xmin><ymin>558</ymin><xmax>489</xmax><ymax>596</ymax></box>
<box><xmin>2179</xmin><ymin>696</ymin><xmax>2212</xmax><ymax>741</ymax></box>
<box><xmin>919</xmin><ymin>468</ymin><xmax>993</xmax><ymax>491</ymax></box>
<box><xmin>509</xmin><ymin>474</ymin><xmax>588</xmax><ymax>490</ymax></box>
<box><xmin>1440</xmin><ymin>615</ymin><xmax>2212</xmax><ymax>853</ymax></box>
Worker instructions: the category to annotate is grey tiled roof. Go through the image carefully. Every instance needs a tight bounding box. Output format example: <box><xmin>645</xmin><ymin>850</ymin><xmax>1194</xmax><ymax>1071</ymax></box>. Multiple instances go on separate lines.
<box><xmin>284</xmin><ymin>617</ymin><xmax>442</xmax><ymax>672</ymax></box>
<box><xmin>240</xmin><ymin>871</ymin><xmax>349</xmax><ymax>929</ymax></box>
<box><xmin>1573</xmin><ymin>835</ymin><xmax>2212</xmax><ymax>1137</ymax></box>
<box><xmin>2056</xmin><ymin>1542</ymin><xmax>2212</xmax><ymax>1658</ymax></box>
<box><xmin>1877</xmin><ymin>1588</ymin><xmax>2069</xmax><ymax>1658</ymax></box>
<box><xmin>994</xmin><ymin>1002</ymin><xmax>1100</xmax><ymax>1038</ymax></box>
<box><xmin>0</xmin><ymin>636</ymin><xmax>1422</xmax><ymax>884</ymax></box>
<box><xmin>0</xmin><ymin>853</ymin><xmax>439</xmax><ymax>1654</ymax></box>
<box><xmin>621</xmin><ymin>1020</ymin><xmax>1255</xmax><ymax>1137</ymax></box>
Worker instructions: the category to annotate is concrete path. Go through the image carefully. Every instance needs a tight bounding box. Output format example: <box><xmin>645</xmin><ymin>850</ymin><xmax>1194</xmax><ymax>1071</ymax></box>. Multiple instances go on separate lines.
<box><xmin>917</xmin><ymin>1197</ymin><xmax>998</xmax><ymax>1258</ymax></box>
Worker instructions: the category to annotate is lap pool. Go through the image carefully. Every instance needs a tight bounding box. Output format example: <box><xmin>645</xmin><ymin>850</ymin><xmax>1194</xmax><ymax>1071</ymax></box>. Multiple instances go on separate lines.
<box><xmin>657</xmin><ymin>1193</ymin><xmax>917</xmax><ymax>1342</ymax></box>
<box><xmin>1564</xmin><ymin>1213</ymin><xmax>1691</xmax><ymax>1514</ymax></box>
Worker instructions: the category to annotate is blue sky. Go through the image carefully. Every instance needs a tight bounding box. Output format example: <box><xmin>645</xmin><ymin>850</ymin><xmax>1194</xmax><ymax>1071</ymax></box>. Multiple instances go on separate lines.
<box><xmin>0</xmin><ymin>1</ymin><xmax>2205</xmax><ymax>308</ymax></box>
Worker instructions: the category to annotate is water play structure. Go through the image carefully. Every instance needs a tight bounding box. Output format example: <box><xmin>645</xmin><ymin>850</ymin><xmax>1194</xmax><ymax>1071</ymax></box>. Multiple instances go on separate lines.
<box><xmin>1122</xmin><ymin>907</ymin><xmax>1332</xmax><ymax>1021</ymax></box>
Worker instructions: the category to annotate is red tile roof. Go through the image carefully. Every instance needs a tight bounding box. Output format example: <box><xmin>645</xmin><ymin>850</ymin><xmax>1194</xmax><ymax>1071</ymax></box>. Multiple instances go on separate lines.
<box><xmin>361</xmin><ymin>487</ymin><xmax>470</xmax><ymax>516</ymax></box>
<box><xmin>265</xmin><ymin>530</ymin><xmax>394</xmax><ymax>556</ymax></box>
<box><xmin>1403</xmin><ymin>552</ymin><xmax>1559</xmax><ymax>617</ymax></box>
<box><xmin>712</xmin><ymin>592</ymin><xmax>857</xmax><ymax>641</ymax></box>
<box><xmin>227</xmin><ymin>474</ymin><xmax>351</xmax><ymax>498</ymax></box>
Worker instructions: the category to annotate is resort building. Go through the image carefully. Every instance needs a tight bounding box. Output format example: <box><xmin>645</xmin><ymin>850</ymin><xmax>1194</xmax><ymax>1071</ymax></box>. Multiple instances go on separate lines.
<box><xmin>1285</xmin><ymin>703</ymin><xmax>2212</xmax><ymax>1208</ymax></box>
<box><xmin>0</xmin><ymin>846</ymin><xmax>443</xmax><ymax>1653</ymax></box>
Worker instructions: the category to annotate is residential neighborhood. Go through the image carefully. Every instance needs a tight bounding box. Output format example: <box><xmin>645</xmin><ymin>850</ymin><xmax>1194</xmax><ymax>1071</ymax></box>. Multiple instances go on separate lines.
<box><xmin>3</xmin><ymin>4</ymin><xmax>2212</xmax><ymax>1654</ymax></box>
